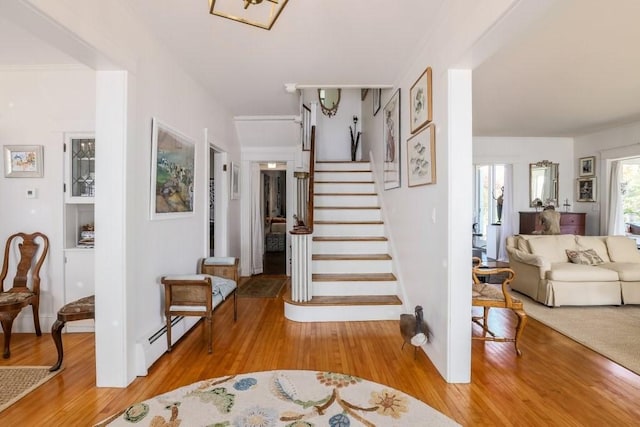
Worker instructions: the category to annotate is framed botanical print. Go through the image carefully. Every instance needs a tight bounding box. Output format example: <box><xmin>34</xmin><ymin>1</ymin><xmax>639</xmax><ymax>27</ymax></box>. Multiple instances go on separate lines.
<box><xmin>410</xmin><ymin>67</ymin><xmax>432</xmax><ymax>134</ymax></box>
<box><xmin>579</xmin><ymin>156</ymin><xmax>595</xmax><ymax>177</ymax></box>
<box><xmin>383</xmin><ymin>89</ymin><xmax>401</xmax><ymax>190</ymax></box>
<box><xmin>406</xmin><ymin>123</ymin><xmax>436</xmax><ymax>187</ymax></box>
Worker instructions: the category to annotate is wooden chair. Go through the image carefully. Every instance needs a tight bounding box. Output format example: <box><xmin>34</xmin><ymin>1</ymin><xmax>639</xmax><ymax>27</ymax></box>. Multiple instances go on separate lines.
<box><xmin>471</xmin><ymin>257</ymin><xmax>527</xmax><ymax>356</ymax></box>
<box><xmin>0</xmin><ymin>232</ymin><xmax>49</xmax><ymax>358</ymax></box>
<box><xmin>161</xmin><ymin>257</ymin><xmax>238</xmax><ymax>353</ymax></box>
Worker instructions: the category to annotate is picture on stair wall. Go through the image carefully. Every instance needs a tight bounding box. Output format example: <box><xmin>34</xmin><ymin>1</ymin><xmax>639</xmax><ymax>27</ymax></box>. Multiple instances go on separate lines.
<box><xmin>410</xmin><ymin>66</ymin><xmax>432</xmax><ymax>134</ymax></box>
<box><xmin>150</xmin><ymin>117</ymin><xmax>196</xmax><ymax>220</ymax></box>
<box><xmin>406</xmin><ymin>123</ymin><xmax>436</xmax><ymax>187</ymax></box>
<box><xmin>383</xmin><ymin>89</ymin><xmax>401</xmax><ymax>190</ymax></box>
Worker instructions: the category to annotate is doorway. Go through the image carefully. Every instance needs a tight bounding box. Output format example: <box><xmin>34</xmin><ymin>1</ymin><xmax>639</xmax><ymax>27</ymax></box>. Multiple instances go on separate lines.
<box><xmin>262</xmin><ymin>164</ymin><xmax>287</xmax><ymax>275</ymax></box>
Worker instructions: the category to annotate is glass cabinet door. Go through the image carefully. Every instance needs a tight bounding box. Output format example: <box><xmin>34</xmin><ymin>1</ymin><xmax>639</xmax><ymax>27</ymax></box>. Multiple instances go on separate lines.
<box><xmin>65</xmin><ymin>133</ymin><xmax>95</xmax><ymax>203</ymax></box>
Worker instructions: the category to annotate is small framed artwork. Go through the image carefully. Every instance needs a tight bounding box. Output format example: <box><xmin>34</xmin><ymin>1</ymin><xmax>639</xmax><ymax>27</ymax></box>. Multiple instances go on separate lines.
<box><xmin>230</xmin><ymin>161</ymin><xmax>240</xmax><ymax>200</ymax></box>
<box><xmin>577</xmin><ymin>177</ymin><xmax>596</xmax><ymax>202</ymax></box>
<box><xmin>150</xmin><ymin>118</ymin><xmax>196</xmax><ymax>220</ymax></box>
<box><xmin>406</xmin><ymin>123</ymin><xmax>436</xmax><ymax>187</ymax></box>
<box><xmin>410</xmin><ymin>66</ymin><xmax>433</xmax><ymax>134</ymax></box>
<box><xmin>373</xmin><ymin>88</ymin><xmax>382</xmax><ymax>116</ymax></box>
<box><xmin>383</xmin><ymin>89</ymin><xmax>401</xmax><ymax>190</ymax></box>
<box><xmin>361</xmin><ymin>88</ymin><xmax>369</xmax><ymax>101</ymax></box>
<box><xmin>3</xmin><ymin>145</ymin><xmax>44</xmax><ymax>178</ymax></box>
<box><xmin>579</xmin><ymin>156</ymin><xmax>595</xmax><ymax>177</ymax></box>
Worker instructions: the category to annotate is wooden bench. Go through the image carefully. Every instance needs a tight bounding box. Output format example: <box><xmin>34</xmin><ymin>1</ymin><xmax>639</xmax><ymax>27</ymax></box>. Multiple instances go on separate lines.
<box><xmin>50</xmin><ymin>295</ymin><xmax>95</xmax><ymax>371</ymax></box>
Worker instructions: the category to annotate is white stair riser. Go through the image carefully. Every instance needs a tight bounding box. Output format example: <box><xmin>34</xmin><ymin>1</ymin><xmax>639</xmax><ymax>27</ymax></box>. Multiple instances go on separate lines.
<box><xmin>315</xmin><ymin>171</ymin><xmax>373</xmax><ymax>182</ymax></box>
<box><xmin>314</xmin><ymin>223</ymin><xmax>384</xmax><ymax>236</ymax></box>
<box><xmin>285</xmin><ymin>303</ymin><xmax>402</xmax><ymax>322</ymax></box>
<box><xmin>315</xmin><ymin>208</ymin><xmax>381</xmax><ymax>221</ymax></box>
<box><xmin>315</xmin><ymin>162</ymin><xmax>371</xmax><ymax>172</ymax></box>
<box><xmin>314</xmin><ymin>195</ymin><xmax>378</xmax><ymax>207</ymax></box>
<box><xmin>312</xmin><ymin>281</ymin><xmax>397</xmax><ymax>296</ymax></box>
<box><xmin>313</xmin><ymin>240</ymin><xmax>388</xmax><ymax>254</ymax></box>
<box><xmin>315</xmin><ymin>182</ymin><xmax>375</xmax><ymax>193</ymax></box>
<box><xmin>312</xmin><ymin>259</ymin><xmax>392</xmax><ymax>274</ymax></box>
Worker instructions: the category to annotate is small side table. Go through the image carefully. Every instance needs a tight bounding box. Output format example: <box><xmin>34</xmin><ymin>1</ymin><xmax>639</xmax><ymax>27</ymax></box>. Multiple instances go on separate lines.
<box><xmin>49</xmin><ymin>295</ymin><xmax>95</xmax><ymax>372</ymax></box>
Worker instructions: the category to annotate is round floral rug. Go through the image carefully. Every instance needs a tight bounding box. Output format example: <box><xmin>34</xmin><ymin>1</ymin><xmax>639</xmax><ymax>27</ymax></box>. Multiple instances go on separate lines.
<box><xmin>98</xmin><ymin>370</ymin><xmax>459</xmax><ymax>426</ymax></box>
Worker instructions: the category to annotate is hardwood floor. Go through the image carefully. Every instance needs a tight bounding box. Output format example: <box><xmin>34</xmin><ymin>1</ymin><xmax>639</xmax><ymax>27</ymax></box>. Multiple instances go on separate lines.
<box><xmin>1</xmin><ymin>277</ymin><xmax>640</xmax><ymax>425</ymax></box>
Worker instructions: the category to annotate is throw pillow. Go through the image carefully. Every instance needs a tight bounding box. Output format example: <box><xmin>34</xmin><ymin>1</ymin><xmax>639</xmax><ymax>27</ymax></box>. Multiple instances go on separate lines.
<box><xmin>566</xmin><ymin>249</ymin><xmax>605</xmax><ymax>266</ymax></box>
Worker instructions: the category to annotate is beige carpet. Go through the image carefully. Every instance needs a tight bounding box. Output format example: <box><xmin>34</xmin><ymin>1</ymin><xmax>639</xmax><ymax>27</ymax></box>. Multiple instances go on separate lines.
<box><xmin>516</xmin><ymin>292</ymin><xmax>640</xmax><ymax>375</ymax></box>
<box><xmin>0</xmin><ymin>366</ymin><xmax>62</xmax><ymax>412</ymax></box>
<box><xmin>97</xmin><ymin>370</ymin><xmax>459</xmax><ymax>426</ymax></box>
<box><xmin>238</xmin><ymin>276</ymin><xmax>287</xmax><ymax>298</ymax></box>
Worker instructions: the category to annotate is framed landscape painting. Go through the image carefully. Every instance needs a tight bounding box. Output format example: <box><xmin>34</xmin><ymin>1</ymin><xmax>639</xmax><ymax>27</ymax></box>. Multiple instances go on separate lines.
<box><xmin>150</xmin><ymin>118</ymin><xmax>196</xmax><ymax>220</ymax></box>
<box><xmin>406</xmin><ymin>123</ymin><xmax>436</xmax><ymax>187</ymax></box>
<box><xmin>383</xmin><ymin>89</ymin><xmax>401</xmax><ymax>190</ymax></box>
<box><xmin>410</xmin><ymin>67</ymin><xmax>432</xmax><ymax>134</ymax></box>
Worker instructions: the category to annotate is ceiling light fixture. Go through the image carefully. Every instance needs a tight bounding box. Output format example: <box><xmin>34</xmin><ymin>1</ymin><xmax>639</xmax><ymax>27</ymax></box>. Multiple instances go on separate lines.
<box><xmin>209</xmin><ymin>0</ymin><xmax>289</xmax><ymax>30</ymax></box>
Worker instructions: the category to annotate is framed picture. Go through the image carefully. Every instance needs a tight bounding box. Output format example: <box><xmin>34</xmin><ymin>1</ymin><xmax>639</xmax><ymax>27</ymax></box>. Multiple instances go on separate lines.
<box><xmin>361</xmin><ymin>88</ymin><xmax>369</xmax><ymax>101</ymax></box>
<box><xmin>302</xmin><ymin>104</ymin><xmax>311</xmax><ymax>151</ymax></box>
<box><xmin>577</xmin><ymin>177</ymin><xmax>596</xmax><ymax>202</ymax></box>
<box><xmin>383</xmin><ymin>89</ymin><xmax>401</xmax><ymax>190</ymax></box>
<box><xmin>410</xmin><ymin>67</ymin><xmax>433</xmax><ymax>134</ymax></box>
<box><xmin>373</xmin><ymin>88</ymin><xmax>381</xmax><ymax>116</ymax></box>
<box><xmin>579</xmin><ymin>156</ymin><xmax>595</xmax><ymax>177</ymax></box>
<box><xmin>406</xmin><ymin>123</ymin><xmax>436</xmax><ymax>187</ymax></box>
<box><xmin>230</xmin><ymin>161</ymin><xmax>240</xmax><ymax>200</ymax></box>
<box><xmin>150</xmin><ymin>118</ymin><xmax>196</xmax><ymax>220</ymax></box>
<box><xmin>3</xmin><ymin>145</ymin><xmax>44</xmax><ymax>178</ymax></box>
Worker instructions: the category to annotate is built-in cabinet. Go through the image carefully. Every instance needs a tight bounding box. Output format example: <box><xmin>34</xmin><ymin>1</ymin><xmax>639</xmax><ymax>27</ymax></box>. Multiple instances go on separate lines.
<box><xmin>63</xmin><ymin>133</ymin><xmax>95</xmax><ymax>331</ymax></box>
<box><xmin>519</xmin><ymin>211</ymin><xmax>586</xmax><ymax>235</ymax></box>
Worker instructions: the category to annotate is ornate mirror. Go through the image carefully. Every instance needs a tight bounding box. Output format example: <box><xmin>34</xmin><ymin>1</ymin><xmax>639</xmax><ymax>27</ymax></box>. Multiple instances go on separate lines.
<box><xmin>529</xmin><ymin>160</ymin><xmax>559</xmax><ymax>207</ymax></box>
<box><xmin>318</xmin><ymin>88</ymin><xmax>341</xmax><ymax>117</ymax></box>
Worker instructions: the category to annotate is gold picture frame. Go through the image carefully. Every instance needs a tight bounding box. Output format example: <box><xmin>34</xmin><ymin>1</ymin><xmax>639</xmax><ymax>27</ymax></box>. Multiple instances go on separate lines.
<box><xmin>409</xmin><ymin>67</ymin><xmax>433</xmax><ymax>134</ymax></box>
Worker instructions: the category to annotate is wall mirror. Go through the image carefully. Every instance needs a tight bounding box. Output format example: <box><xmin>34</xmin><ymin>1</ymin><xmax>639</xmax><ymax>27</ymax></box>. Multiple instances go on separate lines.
<box><xmin>529</xmin><ymin>160</ymin><xmax>559</xmax><ymax>207</ymax></box>
<box><xmin>318</xmin><ymin>88</ymin><xmax>341</xmax><ymax>117</ymax></box>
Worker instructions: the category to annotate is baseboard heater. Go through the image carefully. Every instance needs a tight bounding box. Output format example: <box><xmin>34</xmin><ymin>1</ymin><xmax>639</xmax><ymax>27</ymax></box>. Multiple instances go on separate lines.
<box><xmin>134</xmin><ymin>315</ymin><xmax>199</xmax><ymax>376</ymax></box>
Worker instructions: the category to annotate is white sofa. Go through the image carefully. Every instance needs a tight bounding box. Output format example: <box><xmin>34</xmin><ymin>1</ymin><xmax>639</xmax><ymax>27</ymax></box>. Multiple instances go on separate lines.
<box><xmin>506</xmin><ymin>234</ymin><xmax>640</xmax><ymax>306</ymax></box>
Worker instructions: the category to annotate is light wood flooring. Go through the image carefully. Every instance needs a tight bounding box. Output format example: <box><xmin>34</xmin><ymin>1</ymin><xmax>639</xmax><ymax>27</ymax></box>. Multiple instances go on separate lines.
<box><xmin>1</xmin><ymin>277</ymin><xmax>640</xmax><ymax>425</ymax></box>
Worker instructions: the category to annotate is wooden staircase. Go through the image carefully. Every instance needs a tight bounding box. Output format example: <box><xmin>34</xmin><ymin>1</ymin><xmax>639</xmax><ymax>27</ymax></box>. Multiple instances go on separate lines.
<box><xmin>284</xmin><ymin>161</ymin><xmax>403</xmax><ymax>321</ymax></box>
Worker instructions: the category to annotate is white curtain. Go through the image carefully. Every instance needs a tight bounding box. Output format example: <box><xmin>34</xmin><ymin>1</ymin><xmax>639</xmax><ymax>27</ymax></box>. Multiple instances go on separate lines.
<box><xmin>607</xmin><ymin>160</ymin><xmax>625</xmax><ymax>236</ymax></box>
<box><xmin>251</xmin><ymin>163</ymin><xmax>264</xmax><ymax>274</ymax></box>
<box><xmin>498</xmin><ymin>164</ymin><xmax>514</xmax><ymax>261</ymax></box>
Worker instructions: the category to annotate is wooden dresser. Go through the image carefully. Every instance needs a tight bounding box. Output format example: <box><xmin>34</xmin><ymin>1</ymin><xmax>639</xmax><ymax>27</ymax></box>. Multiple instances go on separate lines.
<box><xmin>519</xmin><ymin>211</ymin><xmax>586</xmax><ymax>235</ymax></box>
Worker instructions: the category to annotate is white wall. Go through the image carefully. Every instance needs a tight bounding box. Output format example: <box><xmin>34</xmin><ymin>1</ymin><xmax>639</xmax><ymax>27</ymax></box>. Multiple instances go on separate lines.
<box><xmin>0</xmin><ymin>66</ymin><xmax>96</xmax><ymax>331</ymax></box>
<box><xmin>304</xmin><ymin>88</ymin><xmax>362</xmax><ymax>161</ymax></box>
<box><xmin>474</xmin><ymin>136</ymin><xmax>574</xmax><ymax>231</ymax></box>
<box><xmin>14</xmin><ymin>0</ymin><xmax>242</xmax><ymax>385</ymax></box>
<box><xmin>359</xmin><ymin>0</ymin><xmax>519</xmax><ymax>382</ymax></box>
<box><xmin>574</xmin><ymin>120</ymin><xmax>640</xmax><ymax>234</ymax></box>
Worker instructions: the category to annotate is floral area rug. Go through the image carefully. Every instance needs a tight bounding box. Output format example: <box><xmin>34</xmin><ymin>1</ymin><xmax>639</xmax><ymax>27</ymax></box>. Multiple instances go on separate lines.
<box><xmin>97</xmin><ymin>369</ymin><xmax>459</xmax><ymax>426</ymax></box>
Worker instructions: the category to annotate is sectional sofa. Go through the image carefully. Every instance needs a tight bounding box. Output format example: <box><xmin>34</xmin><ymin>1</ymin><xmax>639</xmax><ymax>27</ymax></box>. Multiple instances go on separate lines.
<box><xmin>505</xmin><ymin>234</ymin><xmax>640</xmax><ymax>306</ymax></box>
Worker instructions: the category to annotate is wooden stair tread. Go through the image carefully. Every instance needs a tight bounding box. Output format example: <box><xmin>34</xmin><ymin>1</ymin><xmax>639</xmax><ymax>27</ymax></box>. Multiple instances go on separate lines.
<box><xmin>314</xmin><ymin>220</ymin><xmax>383</xmax><ymax>224</ymax></box>
<box><xmin>284</xmin><ymin>293</ymin><xmax>402</xmax><ymax>307</ymax></box>
<box><xmin>312</xmin><ymin>273</ymin><xmax>396</xmax><ymax>281</ymax></box>
<box><xmin>315</xmin><ymin>193</ymin><xmax>377</xmax><ymax>196</ymax></box>
<box><xmin>313</xmin><ymin>254</ymin><xmax>391</xmax><ymax>261</ymax></box>
<box><xmin>315</xmin><ymin>206</ymin><xmax>380</xmax><ymax>210</ymax></box>
<box><xmin>313</xmin><ymin>236</ymin><xmax>387</xmax><ymax>242</ymax></box>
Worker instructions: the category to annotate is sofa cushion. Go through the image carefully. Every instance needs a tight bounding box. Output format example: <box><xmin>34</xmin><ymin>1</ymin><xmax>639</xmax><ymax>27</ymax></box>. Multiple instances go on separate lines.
<box><xmin>527</xmin><ymin>235</ymin><xmax>577</xmax><ymax>263</ymax></box>
<box><xmin>566</xmin><ymin>249</ymin><xmax>605</xmax><ymax>265</ymax></box>
<box><xmin>606</xmin><ymin>236</ymin><xmax>640</xmax><ymax>262</ymax></box>
<box><xmin>597</xmin><ymin>263</ymin><xmax>640</xmax><ymax>281</ymax></box>
<box><xmin>575</xmin><ymin>236</ymin><xmax>611</xmax><ymax>263</ymax></box>
<box><xmin>546</xmin><ymin>262</ymin><xmax>619</xmax><ymax>281</ymax></box>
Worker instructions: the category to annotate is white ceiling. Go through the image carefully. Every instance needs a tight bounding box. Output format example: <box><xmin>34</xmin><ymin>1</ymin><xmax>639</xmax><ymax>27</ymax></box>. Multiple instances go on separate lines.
<box><xmin>2</xmin><ymin>0</ymin><xmax>640</xmax><ymax>138</ymax></box>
